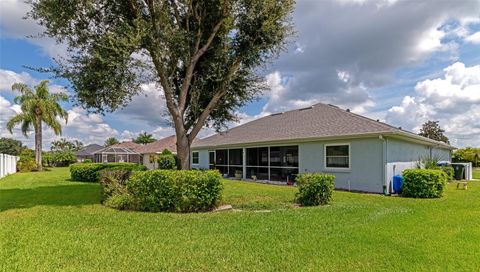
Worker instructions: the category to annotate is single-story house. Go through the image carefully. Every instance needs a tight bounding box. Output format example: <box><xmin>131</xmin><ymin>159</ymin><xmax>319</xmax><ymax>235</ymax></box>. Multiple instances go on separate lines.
<box><xmin>136</xmin><ymin>135</ymin><xmax>177</xmax><ymax>169</ymax></box>
<box><xmin>76</xmin><ymin>144</ymin><xmax>103</xmax><ymax>162</ymax></box>
<box><xmin>191</xmin><ymin>102</ymin><xmax>454</xmax><ymax>193</ymax></box>
<box><xmin>93</xmin><ymin>142</ymin><xmax>143</xmax><ymax>164</ymax></box>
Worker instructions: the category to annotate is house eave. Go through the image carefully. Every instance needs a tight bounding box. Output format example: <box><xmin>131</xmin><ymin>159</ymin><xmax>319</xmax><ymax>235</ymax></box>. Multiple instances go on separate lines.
<box><xmin>191</xmin><ymin>130</ymin><xmax>456</xmax><ymax>150</ymax></box>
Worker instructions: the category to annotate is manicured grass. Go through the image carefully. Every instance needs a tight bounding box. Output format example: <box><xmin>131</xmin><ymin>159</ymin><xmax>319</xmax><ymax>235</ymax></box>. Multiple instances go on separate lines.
<box><xmin>473</xmin><ymin>168</ymin><xmax>480</xmax><ymax>179</ymax></box>
<box><xmin>1</xmin><ymin>168</ymin><xmax>480</xmax><ymax>271</ymax></box>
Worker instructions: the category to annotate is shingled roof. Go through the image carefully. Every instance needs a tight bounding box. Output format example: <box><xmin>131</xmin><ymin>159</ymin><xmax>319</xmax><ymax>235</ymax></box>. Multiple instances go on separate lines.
<box><xmin>94</xmin><ymin>141</ymin><xmax>143</xmax><ymax>154</ymax></box>
<box><xmin>192</xmin><ymin>102</ymin><xmax>452</xmax><ymax>149</ymax></box>
<box><xmin>136</xmin><ymin>135</ymin><xmax>177</xmax><ymax>154</ymax></box>
<box><xmin>76</xmin><ymin>144</ymin><xmax>103</xmax><ymax>156</ymax></box>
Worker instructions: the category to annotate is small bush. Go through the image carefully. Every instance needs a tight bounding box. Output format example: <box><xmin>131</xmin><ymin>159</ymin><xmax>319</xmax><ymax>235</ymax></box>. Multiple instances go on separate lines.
<box><xmin>157</xmin><ymin>154</ymin><xmax>176</xmax><ymax>169</ymax></box>
<box><xmin>17</xmin><ymin>159</ymin><xmax>38</xmax><ymax>172</ymax></box>
<box><xmin>402</xmin><ymin>169</ymin><xmax>447</xmax><ymax>198</ymax></box>
<box><xmin>126</xmin><ymin>169</ymin><xmax>223</xmax><ymax>212</ymax></box>
<box><xmin>295</xmin><ymin>173</ymin><xmax>335</xmax><ymax>206</ymax></box>
<box><xmin>51</xmin><ymin>151</ymin><xmax>77</xmax><ymax>167</ymax></box>
<box><xmin>70</xmin><ymin>163</ymin><xmax>147</xmax><ymax>182</ymax></box>
<box><xmin>439</xmin><ymin>165</ymin><xmax>454</xmax><ymax>181</ymax></box>
<box><xmin>104</xmin><ymin>194</ymin><xmax>134</xmax><ymax>210</ymax></box>
<box><xmin>83</xmin><ymin>159</ymin><xmax>93</xmax><ymax>163</ymax></box>
<box><xmin>99</xmin><ymin>169</ymin><xmax>132</xmax><ymax>201</ymax></box>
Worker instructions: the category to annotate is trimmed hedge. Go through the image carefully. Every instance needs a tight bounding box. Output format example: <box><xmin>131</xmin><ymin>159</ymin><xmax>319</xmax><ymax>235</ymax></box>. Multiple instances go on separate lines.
<box><xmin>125</xmin><ymin>170</ymin><xmax>223</xmax><ymax>212</ymax></box>
<box><xmin>295</xmin><ymin>173</ymin><xmax>335</xmax><ymax>206</ymax></box>
<box><xmin>402</xmin><ymin>169</ymin><xmax>447</xmax><ymax>198</ymax></box>
<box><xmin>70</xmin><ymin>163</ymin><xmax>147</xmax><ymax>182</ymax></box>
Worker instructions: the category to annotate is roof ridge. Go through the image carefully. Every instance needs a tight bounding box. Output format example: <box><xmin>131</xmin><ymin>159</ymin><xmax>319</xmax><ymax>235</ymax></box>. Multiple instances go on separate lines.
<box><xmin>328</xmin><ymin>105</ymin><xmax>402</xmax><ymax>131</ymax></box>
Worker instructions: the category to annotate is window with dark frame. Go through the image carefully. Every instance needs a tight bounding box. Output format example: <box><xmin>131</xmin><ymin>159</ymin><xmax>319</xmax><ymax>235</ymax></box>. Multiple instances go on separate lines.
<box><xmin>325</xmin><ymin>144</ymin><xmax>349</xmax><ymax>168</ymax></box>
<box><xmin>192</xmin><ymin>151</ymin><xmax>199</xmax><ymax>164</ymax></box>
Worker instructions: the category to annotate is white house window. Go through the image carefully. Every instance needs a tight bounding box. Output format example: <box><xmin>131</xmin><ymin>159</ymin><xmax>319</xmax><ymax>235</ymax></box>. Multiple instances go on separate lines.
<box><xmin>325</xmin><ymin>144</ymin><xmax>350</xmax><ymax>169</ymax></box>
<box><xmin>192</xmin><ymin>152</ymin><xmax>199</xmax><ymax>164</ymax></box>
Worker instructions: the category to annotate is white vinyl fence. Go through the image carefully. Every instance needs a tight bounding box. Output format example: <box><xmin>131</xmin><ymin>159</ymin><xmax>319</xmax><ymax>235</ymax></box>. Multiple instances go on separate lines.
<box><xmin>0</xmin><ymin>154</ymin><xmax>19</xmax><ymax>179</ymax></box>
<box><xmin>385</xmin><ymin>161</ymin><xmax>417</xmax><ymax>194</ymax></box>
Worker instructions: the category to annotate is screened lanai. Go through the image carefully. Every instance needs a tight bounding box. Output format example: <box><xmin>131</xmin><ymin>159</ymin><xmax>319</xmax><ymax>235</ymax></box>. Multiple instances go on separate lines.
<box><xmin>93</xmin><ymin>146</ymin><xmax>142</xmax><ymax>164</ymax></box>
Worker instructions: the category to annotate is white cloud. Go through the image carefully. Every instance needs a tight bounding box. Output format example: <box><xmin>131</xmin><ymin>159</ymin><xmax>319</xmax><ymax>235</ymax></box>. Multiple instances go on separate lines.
<box><xmin>465</xmin><ymin>31</ymin><xmax>480</xmax><ymax>44</ymax></box>
<box><xmin>0</xmin><ymin>0</ymin><xmax>67</xmax><ymax>58</ymax></box>
<box><xmin>265</xmin><ymin>0</ymin><xmax>479</xmax><ymax>118</ymax></box>
<box><xmin>0</xmin><ymin>69</ymin><xmax>68</xmax><ymax>96</ymax></box>
<box><xmin>386</xmin><ymin>62</ymin><xmax>480</xmax><ymax>147</ymax></box>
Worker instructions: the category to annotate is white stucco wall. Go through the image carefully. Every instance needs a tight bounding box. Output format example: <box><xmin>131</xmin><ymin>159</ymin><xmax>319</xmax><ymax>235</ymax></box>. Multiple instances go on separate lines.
<box><xmin>143</xmin><ymin>154</ymin><xmax>156</xmax><ymax>170</ymax></box>
<box><xmin>191</xmin><ymin>150</ymin><xmax>209</xmax><ymax>169</ymax></box>
<box><xmin>299</xmin><ymin>138</ymin><xmax>384</xmax><ymax>193</ymax></box>
<box><xmin>191</xmin><ymin>136</ymin><xmax>451</xmax><ymax>194</ymax></box>
<box><xmin>385</xmin><ymin>138</ymin><xmax>451</xmax><ymax>163</ymax></box>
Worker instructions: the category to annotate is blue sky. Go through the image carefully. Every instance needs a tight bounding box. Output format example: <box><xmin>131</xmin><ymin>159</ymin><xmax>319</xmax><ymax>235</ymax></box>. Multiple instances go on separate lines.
<box><xmin>1</xmin><ymin>0</ymin><xmax>479</xmax><ymax>148</ymax></box>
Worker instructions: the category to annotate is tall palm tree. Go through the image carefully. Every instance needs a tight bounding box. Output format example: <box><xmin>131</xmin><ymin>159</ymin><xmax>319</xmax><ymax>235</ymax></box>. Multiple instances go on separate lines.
<box><xmin>133</xmin><ymin>132</ymin><xmax>156</xmax><ymax>145</ymax></box>
<box><xmin>7</xmin><ymin>80</ymin><xmax>68</xmax><ymax>170</ymax></box>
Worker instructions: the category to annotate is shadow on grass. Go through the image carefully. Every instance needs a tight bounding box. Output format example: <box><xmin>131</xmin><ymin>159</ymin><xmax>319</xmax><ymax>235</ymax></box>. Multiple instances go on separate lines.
<box><xmin>0</xmin><ymin>183</ymin><xmax>101</xmax><ymax>212</ymax></box>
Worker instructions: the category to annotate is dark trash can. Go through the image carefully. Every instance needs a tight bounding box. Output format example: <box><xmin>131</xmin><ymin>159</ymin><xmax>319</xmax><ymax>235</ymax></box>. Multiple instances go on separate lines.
<box><xmin>453</xmin><ymin>164</ymin><xmax>465</xmax><ymax>180</ymax></box>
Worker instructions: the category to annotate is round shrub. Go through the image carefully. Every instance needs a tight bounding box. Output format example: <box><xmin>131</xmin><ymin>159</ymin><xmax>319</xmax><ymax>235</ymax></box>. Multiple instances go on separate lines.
<box><xmin>402</xmin><ymin>169</ymin><xmax>447</xmax><ymax>198</ymax></box>
<box><xmin>17</xmin><ymin>159</ymin><xmax>38</xmax><ymax>172</ymax></box>
<box><xmin>125</xmin><ymin>170</ymin><xmax>223</xmax><ymax>212</ymax></box>
<box><xmin>70</xmin><ymin>163</ymin><xmax>147</xmax><ymax>182</ymax></box>
<box><xmin>83</xmin><ymin>159</ymin><xmax>93</xmax><ymax>163</ymax></box>
<box><xmin>295</xmin><ymin>173</ymin><xmax>335</xmax><ymax>206</ymax></box>
<box><xmin>157</xmin><ymin>154</ymin><xmax>176</xmax><ymax>169</ymax></box>
<box><xmin>439</xmin><ymin>165</ymin><xmax>454</xmax><ymax>181</ymax></box>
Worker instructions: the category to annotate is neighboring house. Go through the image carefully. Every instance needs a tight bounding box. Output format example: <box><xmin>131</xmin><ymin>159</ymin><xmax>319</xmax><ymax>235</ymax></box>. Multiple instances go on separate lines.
<box><xmin>136</xmin><ymin>135</ymin><xmax>177</xmax><ymax>169</ymax></box>
<box><xmin>191</xmin><ymin>102</ymin><xmax>454</xmax><ymax>193</ymax></box>
<box><xmin>93</xmin><ymin>142</ymin><xmax>143</xmax><ymax>163</ymax></box>
<box><xmin>75</xmin><ymin>144</ymin><xmax>103</xmax><ymax>162</ymax></box>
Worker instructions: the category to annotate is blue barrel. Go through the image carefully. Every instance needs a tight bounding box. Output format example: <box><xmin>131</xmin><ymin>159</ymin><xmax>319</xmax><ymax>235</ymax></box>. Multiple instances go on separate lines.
<box><xmin>393</xmin><ymin>175</ymin><xmax>404</xmax><ymax>194</ymax></box>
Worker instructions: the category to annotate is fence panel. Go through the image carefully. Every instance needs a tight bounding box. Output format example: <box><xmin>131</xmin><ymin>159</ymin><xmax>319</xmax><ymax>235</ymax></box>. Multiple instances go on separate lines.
<box><xmin>0</xmin><ymin>154</ymin><xmax>19</xmax><ymax>179</ymax></box>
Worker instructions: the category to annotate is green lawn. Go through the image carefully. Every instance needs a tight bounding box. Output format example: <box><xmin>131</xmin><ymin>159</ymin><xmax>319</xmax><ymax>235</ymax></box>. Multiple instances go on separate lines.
<box><xmin>1</xmin><ymin>168</ymin><xmax>480</xmax><ymax>271</ymax></box>
<box><xmin>473</xmin><ymin>168</ymin><xmax>480</xmax><ymax>179</ymax></box>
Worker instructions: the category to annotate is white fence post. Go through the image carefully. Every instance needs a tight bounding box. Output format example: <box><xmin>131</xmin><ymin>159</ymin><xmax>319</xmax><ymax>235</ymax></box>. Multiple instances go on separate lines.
<box><xmin>0</xmin><ymin>153</ymin><xmax>19</xmax><ymax>179</ymax></box>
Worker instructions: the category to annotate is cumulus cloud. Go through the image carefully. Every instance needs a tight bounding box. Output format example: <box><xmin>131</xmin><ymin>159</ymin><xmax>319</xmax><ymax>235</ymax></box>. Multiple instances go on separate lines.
<box><xmin>0</xmin><ymin>0</ymin><xmax>67</xmax><ymax>58</ymax></box>
<box><xmin>257</xmin><ymin>0</ymin><xmax>480</xmax><ymax>115</ymax></box>
<box><xmin>0</xmin><ymin>68</ymin><xmax>68</xmax><ymax>96</ymax></box>
<box><xmin>386</xmin><ymin>62</ymin><xmax>480</xmax><ymax>147</ymax></box>
<box><xmin>465</xmin><ymin>31</ymin><xmax>480</xmax><ymax>44</ymax></box>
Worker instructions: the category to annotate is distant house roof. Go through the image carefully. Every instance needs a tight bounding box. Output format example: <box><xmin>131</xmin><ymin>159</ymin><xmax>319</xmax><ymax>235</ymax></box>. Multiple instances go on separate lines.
<box><xmin>94</xmin><ymin>141</ymin><xmax>143</xmax><ymax>154</ymax></box>
<box><xmin>192</xmin><ymin>102</ymin><xmax>454</xmax><ymax>149</ymax></box>
<box><xmin>136</xmin><ymin>135</ymin><xmax>177</xmax><ymax>154</ymax></box>
<box><xmin>76</xmin><ymin>144</ymin><xmax>103</xmax><ymax>156</ymax></box>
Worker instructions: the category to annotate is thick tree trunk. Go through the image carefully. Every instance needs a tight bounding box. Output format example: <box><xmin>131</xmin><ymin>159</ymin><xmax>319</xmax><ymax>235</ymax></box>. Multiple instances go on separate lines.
<box><xmin>176</xmin><ymin>131</ymin><xmax>190</xmax><ymax>170</ymax></box>
<box><xmin>35</xmin><ymin>118</ymin><xmax>43</xmax><ymax>171</ymax></box>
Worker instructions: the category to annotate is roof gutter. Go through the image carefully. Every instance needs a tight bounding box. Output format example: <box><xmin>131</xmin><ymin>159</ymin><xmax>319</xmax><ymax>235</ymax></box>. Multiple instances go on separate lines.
<box><xmin>387</xmin><ymin>131</ymin><xmax>456</xmax><ymax>150</ymax></box>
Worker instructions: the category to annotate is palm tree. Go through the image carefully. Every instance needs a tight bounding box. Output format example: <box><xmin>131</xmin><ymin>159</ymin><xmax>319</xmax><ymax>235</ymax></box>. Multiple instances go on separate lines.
<box><xmin>133</xmin><ymin>132</ymin><xmax>156</xmax><ymax>145</ymax></box>
<box><xmin>105</xmin><ymin>137</ymin><xmax>119</xmax><ymax>146</ymax></box>
<box><xmin>7</xmin><ymin>81</ymin><xmax>68</xmax><ymax>170</ymax></box>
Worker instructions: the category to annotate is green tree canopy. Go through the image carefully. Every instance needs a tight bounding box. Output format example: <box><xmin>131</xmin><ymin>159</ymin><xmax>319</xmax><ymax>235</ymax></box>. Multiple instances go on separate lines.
<box><xmin>453</xmin><ymin>147</ymin><xmax>480</xmax><ymax>167</ymax></box>
<box><xmin>418</xmin><ymin>121</ymin><xmax>449</xmax><ymax>144</ymax></box>
<box><xmin>105</xmin><ymin>137</ymin><xmax>120</xmax><ymax>147</ymax></box>
<box><xmin>7</xmin><ymin>80</ymin><xmax>68</xmax><ymax>170</ymax></box>
<box><xmin>51</xmin><ymin>138</ymin><xmax>84</xmax><ymax>152</ymax></box>
<box><xmin>0</xmin><ymin>138</ymin><xmax>26</xmax><ymax>156</ymax></box>
<box><xmin>133</xmin><ymin>132</ymin><xmax>156</xmax><ymax>145</ymax></box>
<box><xmin>28</xmin><ymin>0</ymin><xmax>294</xmax><ymax>169</ymax></box>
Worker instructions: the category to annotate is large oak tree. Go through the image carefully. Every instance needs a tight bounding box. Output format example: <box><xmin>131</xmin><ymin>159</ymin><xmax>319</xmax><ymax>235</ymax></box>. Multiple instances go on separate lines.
<box><xmin>28</xmin><ymin>0</ymin><xmax>294</xmax><ymax>168</ymax></box>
